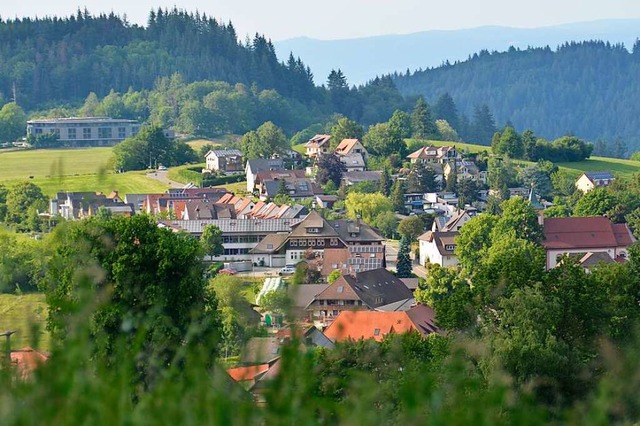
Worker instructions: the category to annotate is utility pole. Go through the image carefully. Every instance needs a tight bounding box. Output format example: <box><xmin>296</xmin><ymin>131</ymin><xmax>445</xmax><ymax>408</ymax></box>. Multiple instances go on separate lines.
<box><xmin>0</xmin><ymin>330</ymin><xmax>16</xmax><ymax>368</ymax></box>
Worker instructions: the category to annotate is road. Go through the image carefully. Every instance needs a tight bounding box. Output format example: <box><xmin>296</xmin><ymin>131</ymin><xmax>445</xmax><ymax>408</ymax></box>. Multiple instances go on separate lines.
<box><xmin>145</xmin><ymin>170</ymin><xmax>184</xmax><ymax>188</ymax></box>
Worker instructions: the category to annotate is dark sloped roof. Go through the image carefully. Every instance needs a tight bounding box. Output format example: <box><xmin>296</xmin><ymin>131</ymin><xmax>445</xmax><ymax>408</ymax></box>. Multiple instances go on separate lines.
<box><xmin>329</xmin><ymin>219</ymin><xmax>385</xmax><ymax>243</ymax></box>
<box><xmin>288</xmin><ymin>284</ymin><xmax>328</xmax><ymax>309</ymax></box>
<box><xmin>342</xmin><ymin>268</ymin><xmax>413</xmax><ymax>309</ymax></box>
<box><xmin>246</xmin><ymin>158</ymin><xmax>284</xmax><ymax>174</ymax></box>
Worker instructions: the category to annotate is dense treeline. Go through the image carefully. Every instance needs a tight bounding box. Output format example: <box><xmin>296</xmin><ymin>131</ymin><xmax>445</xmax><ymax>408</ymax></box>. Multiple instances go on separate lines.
<box><xmin>0</xmin><ymin>9</ymin><xmax>315</xmax><ymax>109</ymax></box>
<box><xmin>0</xmin><ymin>10</ymin><xmax>410</xmax><ymax>136</ymax></box>
<box><xmin>393</xmin><ymin>41</ymin><xmax>640</xmax><ymax>151</ymax></box>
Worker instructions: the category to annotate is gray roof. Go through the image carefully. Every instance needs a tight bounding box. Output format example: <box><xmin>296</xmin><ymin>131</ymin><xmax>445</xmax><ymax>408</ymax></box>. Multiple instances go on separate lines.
<box><xmin>206</xmin><ymin>149</ymin><xmax>243</xmax><ymax>158</ymax></box>
<box><xmin>159</xmin><ymin>218</ymin><xmax>301</xmax><ymax>235</ymax></box>
<box><xmin>330</xmin><ymin>219</ymin><xmax>385</xmax><ymax>243</ymax></box>
<box><xmin>288</xmin><ymin>284</ymin><xmax>328</xmax><ymax>309</ymax></box>
<box><xmin>246</xmin><ymin>158</ymin><xmax>284</xmax><ymax>174</ymax></box>
<box><xmin>343</xmin><ymin>170</ymin><xmax>382</xmax><ymax>183</ymax></box>
<box><xmin>376</xmin><ymin>297</ymin><xmax>416</xmax><ymax>312</ymax></box>
<box><xmin>124</xmin><ymin>194</ymin><xmax>148</xmax><ymax>213</ymax></box>
<box><xmin>340</xmin><ymin>268</ymin><xmax>413</xmax><ymax>309</ymax></box>
<box><xmin>28</xmin><ymin>117</ymin><xmax>137</xmax><ymax>124</ymax></box>
<box><xmin>584</xmin><ymin>171</ymin><xmax>615</xmax><ymax>181</ymax></box>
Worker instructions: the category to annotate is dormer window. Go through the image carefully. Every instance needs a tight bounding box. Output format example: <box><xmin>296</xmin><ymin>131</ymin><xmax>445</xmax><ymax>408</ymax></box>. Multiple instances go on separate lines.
<box><xmin>445</xmin><ymin>244</ymin><xmax>456</xmax><ymax>251</ymax></box>
<box><xmin>307</xmin><ymin>227</ymin><xmax>319</xmax><ymax>233</ymax></box>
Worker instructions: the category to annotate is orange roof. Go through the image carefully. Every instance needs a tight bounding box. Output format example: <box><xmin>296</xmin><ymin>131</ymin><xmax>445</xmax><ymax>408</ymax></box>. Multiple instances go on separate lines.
<box><xmin>226</xmin><ymin>363</ymin><xmax>270</xmax><ymax>382</ymax></box>
<box><xmin>324</xmin><ymin>305</ymin><xmax>439</xmax><ymax>342</ymax></box>
<box><xmin>218</xmin><ymin>193</ymin><xmax>235</xmax><ymax>204</ymax></box>
<box><xmin>335</xmin><ymin>139</ymin><xmax>360</xmax><ymax>155</ymax></box>
<box><xmin>10</xmin><ymin>347</ymin><xmax>48</xmax><ymax>377</ymax></box>
<box><xmin>325</xmin><ymin>311</ymin><xmax>415</xmax><ymax>342</ymax></box>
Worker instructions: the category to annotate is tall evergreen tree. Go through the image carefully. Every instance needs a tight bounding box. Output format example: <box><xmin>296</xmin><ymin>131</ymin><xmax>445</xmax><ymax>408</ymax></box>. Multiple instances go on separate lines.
<box><xmin>396</xmin><ymin>236</ymin><xmax>413</xmax><ymax>278</ymax></box>
<box><xmin>391</xmin><ymin>179</ymin><xmax>406</xmax><ymax>214</ymax></box>
<box><xmin>411</xmin><ymin>97</ymin><xmax>438</xmax><ymax>139</ymax></box>
<box><xmin>470</xmin><ymin>104</ymin><xmax>497</xmax><ymax>146</ymax></box>
<box><xmin>433</xmin><ymin>93</ymin><xmax>460</xmax><ymax>131</ymax></box>
<box><xmin>379</xmin><ymin>168</ymin><xmax>392</xmax><ymax>196</ymax></box>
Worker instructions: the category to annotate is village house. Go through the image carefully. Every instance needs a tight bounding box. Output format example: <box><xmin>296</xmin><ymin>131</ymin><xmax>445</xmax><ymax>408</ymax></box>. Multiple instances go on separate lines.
<box><xmin>443</xmin><ymin>160</ymin><xmax>487</xmax><ymax>184</ymax></box>
<box><xmin>334</xmin><ymin>139</ymin><xmax>368</xmax><ymax>172</ymax></box>
<box><xmin>314</xmin><ymin>194</ymin><xmax>339</xmax><ymax>209</ymax></box>
<box><xmin>575</xmin><ymin>171</ymin><xmax>615</xmax><ymax>193</ymax></box>
<box><xmin>543</xmin><ymin>216</ymin><xmax>635</xmax><ymax>269</ymax></box>
<box><xmin>205</xmin><ymin>149</ymin><xmax>244</xmax><ymax>174</ymax></box>
<box><xmin>245</xmin><ymin>158</ymin><xmax>285</xmax><ymax>193</ymax></box>
<box><xmin>432</xmin><ymin>208</ymin><xmax>477</xmax><ymax>232</ymax></box>
<box><xmin>324</xmin><ymin>304</ymin><xmax>440</xmax><ymax>342</ymax></box>
<box><xmin>304</xmin><ymin>134</ymin><xmax>331</xmax><ymax>158</ymax></box>
<box><xmin>49</xmin><ymin>191</ymin><xmax>134</xmax><ymax>220</ymax></box>
<box><xmin>141</xmin><ymin>188</ymin><xmax>228</xmax><ymax>215</ymax></box>
<box><xmin>418</xmin><ymin>230</ymin><xmax>459</xmax><ymax>267</ymax></box>
<box><xmin>406</xmin><ymin>145</ymin><xmax>459</xmax><ymax>164</ymax></box>
<box><xmin>250</xmin><ymin>210</ymin><xmax>386</xmax><ymax>270</ymax></box>
<box><xmin>305</xmin><ymin>268</ymin><xmax>413</xmax><ymax>326</ymax></box>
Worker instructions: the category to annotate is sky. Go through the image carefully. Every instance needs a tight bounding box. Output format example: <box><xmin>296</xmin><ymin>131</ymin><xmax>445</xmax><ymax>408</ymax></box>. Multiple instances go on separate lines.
<box><xmin>3</xmin><ymin>0</ymin><xmax>640</xmax><ymax>41</ymax></box>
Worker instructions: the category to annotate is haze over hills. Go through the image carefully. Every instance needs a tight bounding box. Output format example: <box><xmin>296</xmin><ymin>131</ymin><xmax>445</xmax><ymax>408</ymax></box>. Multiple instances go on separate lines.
<box><xmin>274</xmin><ymin>19</ymin><xmax>640</xmax><ymax>85</ymax></box>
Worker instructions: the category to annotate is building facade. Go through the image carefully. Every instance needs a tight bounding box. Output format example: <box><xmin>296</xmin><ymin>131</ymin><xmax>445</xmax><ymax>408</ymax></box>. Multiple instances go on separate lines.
<box><xmin>27</xmin><ymin>117</ymin><xmax>141</xmax><ymax>146</ymax></box>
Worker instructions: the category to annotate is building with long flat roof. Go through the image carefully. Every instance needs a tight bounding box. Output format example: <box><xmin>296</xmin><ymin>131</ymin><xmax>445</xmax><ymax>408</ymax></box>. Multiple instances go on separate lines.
<box><xmin>26</xmin><ymin>117</ymin><xmax>141</xmax><ymax>146</ymax></box>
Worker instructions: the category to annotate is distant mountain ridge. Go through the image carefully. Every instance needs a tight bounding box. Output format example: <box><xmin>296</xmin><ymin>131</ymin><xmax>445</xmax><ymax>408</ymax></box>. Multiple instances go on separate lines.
<box><xmin>274</xmin><ymin>19</ymin><xmax>640</xmax><ymax>85</ymax></box>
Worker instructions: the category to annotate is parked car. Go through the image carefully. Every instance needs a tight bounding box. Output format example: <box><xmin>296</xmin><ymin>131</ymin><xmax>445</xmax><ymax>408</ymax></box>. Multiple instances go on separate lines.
<box><xmin>158</xmin><ymin>165</ymin><xmax>167</xmax><ymax>171</ymax></box>
<box><xmin>219</xmin><ymin>267</ymin><xmax>237</xmax><ymax>275</ymax></box>
<box><xmin>278</xmin><ymin>265</ymin><xmax>296</xmax><ymax>276</ymax></box>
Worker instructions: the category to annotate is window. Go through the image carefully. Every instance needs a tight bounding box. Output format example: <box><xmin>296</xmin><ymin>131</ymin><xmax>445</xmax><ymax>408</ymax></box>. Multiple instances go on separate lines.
<box><xmin>374</xmin><ymin>328</ymin><xmax>380</xmax><ymax>336</ymax></box>
<box><xmin>98</xmin><ymin>127</ymin><xmax>112</xmax><ymax>139</ymax></box>
<box><xmin>35</xmin><ymin>128</ymin><xmax>43</xmax><ymax>135</ymax></box>
<box><xmin>307</xmin><ymin>227</ymin><xmax>319</xmax><ymax>233</ymax></box>
<box><xmin>445</xmin><ymin>244</ymin><xmax>456</xmax><ymax>251</ymax></box>
<box><xmin>309</xmin><ymin>239</ymin><xmax>316</xmax><ymax>246</ymax></box>
<box><xmin>83</xmin><ymin>128</ymin><xmax>92</xmax><ymax>139</ymax></box>
<box><xmin>118</xmin><ymin>127</ymin><xmax>126</xmax><ymax>139</ymax></box>
<box><xmin>290</xmin><ymin>240</ymin><xmax>298</xmax><ymax>247</ymax></box>
<box><xmin>317</xmin><ymin>239</ymin><xmax>325</xmax><ymax>247</ymax></box>
<box><xmin>300</xmin><ymin>240</ymin><xmax>307</xmax><ymax>246</ymax></box>
<box><xmin>68</xmin><ymin>128</ymin><xmax>76</xmax><ymax>139</ymax></box>
<box><xmin>330</xmin><ymin>238</ymin><xmax>338</xmax><ymax>246</ymax></box>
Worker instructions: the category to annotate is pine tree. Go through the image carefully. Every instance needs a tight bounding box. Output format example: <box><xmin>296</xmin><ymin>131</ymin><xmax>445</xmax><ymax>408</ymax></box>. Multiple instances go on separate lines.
<box><xmin>433</xmin><ymin>93</ymin><xmax>460</xmax><ymax>131</ymax></box>
<box><xmin>391</xmin><ymin>179</ymin><xmax>406</xmax><ymax>213</ymax></box>
<box><xmin>411</xmin><ymin>97</ymin><xmax>438</xmax><ymax>139</ymax></box>
<box><xmin>379</xmin><ymin>168</ymin><xmax>392</xmax><ymax>196</ymax></box>
<box><xmin>396</xmin><ymin>236</ymin><xmax>413</xmax><ymax>278</ymax></box>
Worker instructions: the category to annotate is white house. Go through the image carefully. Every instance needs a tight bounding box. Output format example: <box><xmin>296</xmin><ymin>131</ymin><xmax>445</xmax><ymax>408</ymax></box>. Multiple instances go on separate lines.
<box><xmin>245</xmin><ymin>158</ymin><xmax>284</xmax><ymax>193</ymax></box>
<box><xmin>304</xmin><ymin>134</ymin><xmax>331</xmax><ymax>158</ymax></box>
<box><xmin>418</xmin><ymin>231</ymin><xmax>459</xmax><ymax>267</ymax></box>
<box><xmin>575</xmin><ymin>172</ymin><xmax>615</xmax><ymax>193</ymax></box>
<box><xmin>205</xmin><ymin>149</ymin><xmax>244</xmax><ymax>174</ymax></box>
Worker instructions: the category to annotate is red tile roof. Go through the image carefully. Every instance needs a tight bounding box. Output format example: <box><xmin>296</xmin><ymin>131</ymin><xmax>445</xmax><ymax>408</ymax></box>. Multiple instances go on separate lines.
<box><xmin>324</xmin><ymin>304</ymin><xmax>439</xmax><ymax>342</ymax></box>
<box><xmin>544</xmin><ymin>217</ymin><xmax>634</xmax><ymax>249</ymax></box>
<box><xmin>226</xmin><ymin>364</ymin><xmax>270</xmax><ymax>382</ymax></box>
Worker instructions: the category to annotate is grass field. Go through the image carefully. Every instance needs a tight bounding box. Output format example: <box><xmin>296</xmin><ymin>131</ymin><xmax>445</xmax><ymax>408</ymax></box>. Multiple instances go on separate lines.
<box><xmin>0</xmin><ymin>147</ymin><xmax>113</xmax><ymax>181</ymax></box>
<box><xmin>0</xmin><ymin>293</ymin><xmax>49</xmax><ymax>351</ymax></box>
<box><xmin>212</xmin><ymin>180</ymin><xmax>247</xmax><ymax>193</ymax></box>
<box><xmin>0</xmin><ymin>148</ymin><xmax>170</xmax><ymax>196</ymax></box>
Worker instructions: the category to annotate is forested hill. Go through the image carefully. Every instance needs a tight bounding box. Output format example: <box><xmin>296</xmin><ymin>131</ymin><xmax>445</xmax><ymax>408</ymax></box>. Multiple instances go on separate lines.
<box><xmin>0</xmin><ymin>9</ymin><xmax>316</xmax><ymax>109</ymax></box>
<box><xmin>392</xmin><ymin>41</ymin><xmax>640</xmax><ymax>147</ymax></box>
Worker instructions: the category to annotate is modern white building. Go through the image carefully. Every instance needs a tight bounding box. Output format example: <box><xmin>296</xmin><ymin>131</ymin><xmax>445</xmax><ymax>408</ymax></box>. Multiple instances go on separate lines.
<box><xmin>26</xmin><ymin>117</ymin><xmax>141</xmax><ymax>146</ymax></box>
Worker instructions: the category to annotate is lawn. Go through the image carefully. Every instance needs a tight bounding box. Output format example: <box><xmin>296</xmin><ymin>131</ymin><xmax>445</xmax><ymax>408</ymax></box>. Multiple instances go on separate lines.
<box><xmin>0</xmin><ymin>293</ymin><xmax>49</xmax><ymax>351</ymax></box>
<box><xmin>0</xmin><ymin>147</ymin><xmax>113</xmax><ymax>181</ymax></box>
<box><xmin>557</xmin><ymin>156</ymin><xmax>640</xmax><ymax>179</ymax></box>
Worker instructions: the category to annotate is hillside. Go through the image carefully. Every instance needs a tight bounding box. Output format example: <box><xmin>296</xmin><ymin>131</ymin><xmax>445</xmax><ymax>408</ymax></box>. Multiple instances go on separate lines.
<box><xmin>393</xmin><ymin>41</ymin><xmax>640</xmax><ymax>150</ymax></box>
<box><xmin>275</xmin><ymin>19</ymin><xmax>640</xmax><ymax>85</ymax></box>
<box><xmin>0</xmin><ymin>9</ymin><xmax>315</xmax><ymax>109</ymax></box>
<box><xmin>410</xmin><ymin>139</ymin><xmax>640</xmax><ymax>178</ymax></box>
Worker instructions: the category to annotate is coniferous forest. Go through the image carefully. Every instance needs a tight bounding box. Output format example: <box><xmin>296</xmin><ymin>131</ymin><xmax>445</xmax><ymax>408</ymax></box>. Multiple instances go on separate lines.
<box><xmin>392</xmin><ymin>41</ymin><xmax>640</xmax><ymax>149</ymax></box>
